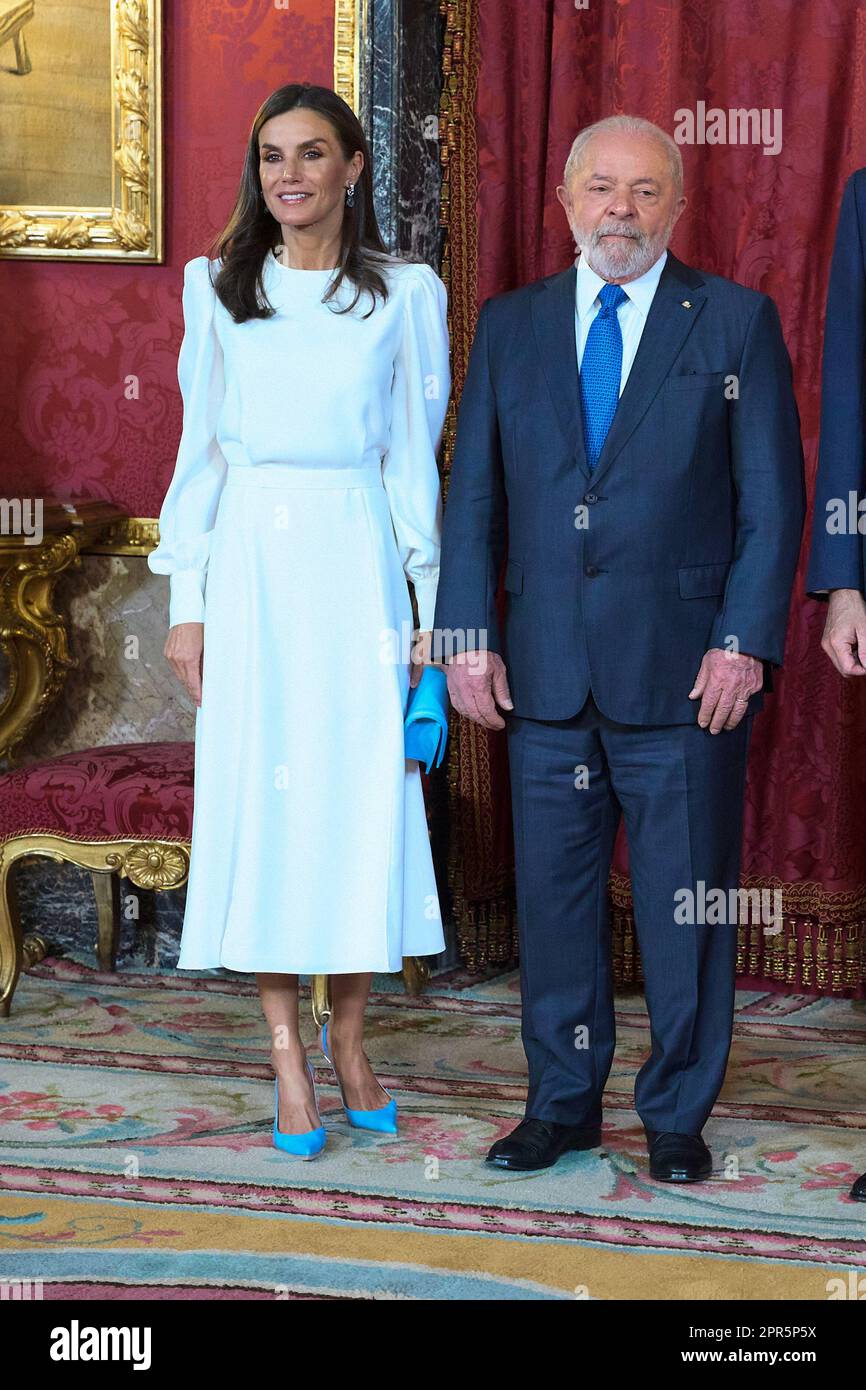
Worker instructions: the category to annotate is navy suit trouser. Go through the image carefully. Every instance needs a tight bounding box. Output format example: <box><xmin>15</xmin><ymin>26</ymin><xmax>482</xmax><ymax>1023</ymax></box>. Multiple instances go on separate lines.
<box><xmin>506</xmin><ymin>693</ymin><xmax>753</xmax><ymax>1136</ymax></box>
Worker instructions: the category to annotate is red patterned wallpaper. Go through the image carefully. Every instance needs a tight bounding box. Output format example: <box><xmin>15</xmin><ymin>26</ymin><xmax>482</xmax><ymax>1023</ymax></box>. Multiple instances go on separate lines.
<box><xmin>0</xmin><ymin>0</ymin><xmax>335</xmax><ymax>518</ymax></box>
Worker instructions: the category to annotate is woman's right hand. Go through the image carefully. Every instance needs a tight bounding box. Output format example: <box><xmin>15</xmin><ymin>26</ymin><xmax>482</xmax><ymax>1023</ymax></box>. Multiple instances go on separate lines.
<box><xmin>165</xmin><ymin>622</ymin><xmax>204</xmax><ymax>706</ymax></box>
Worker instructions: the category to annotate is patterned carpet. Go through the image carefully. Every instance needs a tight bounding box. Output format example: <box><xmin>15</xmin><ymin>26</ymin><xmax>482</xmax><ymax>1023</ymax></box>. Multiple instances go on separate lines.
<box><xmin>1</xmin><ymin>954</ymin><xmax>864</xmax><ymax>1299</ymax></box>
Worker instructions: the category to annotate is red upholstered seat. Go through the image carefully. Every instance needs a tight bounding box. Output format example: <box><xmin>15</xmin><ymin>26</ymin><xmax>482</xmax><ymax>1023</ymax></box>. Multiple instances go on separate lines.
<box><xmin>0</xmin><ymin>742</ymin><xmax>194</xmax><ymax>845</ymax></box>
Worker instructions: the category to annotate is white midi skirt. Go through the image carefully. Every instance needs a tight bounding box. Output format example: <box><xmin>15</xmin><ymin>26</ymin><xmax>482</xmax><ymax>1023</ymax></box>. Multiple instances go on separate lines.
<box><xmin>176</xmin><ymin>462</ymin><xmax>446</xmax><ymax>974</ymax></box>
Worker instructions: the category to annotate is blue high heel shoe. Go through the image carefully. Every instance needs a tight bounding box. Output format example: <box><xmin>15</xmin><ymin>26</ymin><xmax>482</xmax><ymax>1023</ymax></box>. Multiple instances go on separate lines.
<box><xmin>272</xmin><ymin>1059</ymin><xmax>327</xmax><ymax>1157</ymax></box>
<box><xmin>320</xmin><ymin>1019</ymin><xmax>398</xmax><ymax>1134</ymax></box>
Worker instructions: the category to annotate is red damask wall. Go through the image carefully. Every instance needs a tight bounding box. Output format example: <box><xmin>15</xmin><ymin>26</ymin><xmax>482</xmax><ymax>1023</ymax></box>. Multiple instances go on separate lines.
<box><xmin>0</xmin><ymin>0</ymin><xmax>335</xmax><ymax>518</ymax></box>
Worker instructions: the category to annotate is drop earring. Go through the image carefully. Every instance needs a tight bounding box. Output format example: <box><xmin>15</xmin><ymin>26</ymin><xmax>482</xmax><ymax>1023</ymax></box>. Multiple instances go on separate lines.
<box><xmin>345</xmin><ymin>183</ymin><xmax>355</xmax><ymax>207</ymax></box>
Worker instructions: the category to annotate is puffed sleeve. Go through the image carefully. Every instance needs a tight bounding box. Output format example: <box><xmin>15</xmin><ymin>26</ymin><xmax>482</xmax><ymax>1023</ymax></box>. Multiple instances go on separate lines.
<box><xmin>147</xmin><ymin>256</ymin><xmax>228</xmax><ymax>627</ymax></box>
<box><xmin>382</xmin><ymin>262</ymin><xmax>451</xmax><ymax>631</ymax></box>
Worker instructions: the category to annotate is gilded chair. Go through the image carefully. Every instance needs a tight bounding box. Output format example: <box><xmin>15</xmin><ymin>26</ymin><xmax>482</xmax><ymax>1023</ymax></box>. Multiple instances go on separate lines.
<box><xmin>0</xmin><ymin>741</ymin><xmax>430</xmax><ymax>1016</ymax></box>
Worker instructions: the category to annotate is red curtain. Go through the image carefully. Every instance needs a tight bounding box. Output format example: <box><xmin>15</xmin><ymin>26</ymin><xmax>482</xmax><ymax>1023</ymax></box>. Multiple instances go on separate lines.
<box><xmin>439</xmin><ymin>0</ymin><xmax>866</xmax><ymax>993</ymax></box>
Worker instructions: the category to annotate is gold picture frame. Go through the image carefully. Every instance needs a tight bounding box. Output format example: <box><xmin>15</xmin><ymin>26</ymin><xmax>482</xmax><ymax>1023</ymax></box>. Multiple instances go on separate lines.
<box><xmin>333</xmin><ymin>0</ymin><xmax>363</xmax><ymax>113</ymax></box>
<box><xmin>0</xmin><ymin>0</ymin><xmax>163</xmax><ymax>262</ymax></box>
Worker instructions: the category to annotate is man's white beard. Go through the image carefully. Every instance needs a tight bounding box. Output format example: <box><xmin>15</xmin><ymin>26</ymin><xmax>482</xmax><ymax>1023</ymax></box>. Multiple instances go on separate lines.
<box><xmin>573</xmin><ymin>215</ymin><xmax>674</xmax><ymax>281</ymax></box>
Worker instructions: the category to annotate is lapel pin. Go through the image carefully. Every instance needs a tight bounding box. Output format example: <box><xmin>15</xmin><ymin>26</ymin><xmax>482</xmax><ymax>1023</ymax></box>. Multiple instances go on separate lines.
<box><xmin>681</xmin><ymin>299</ymin><xmax>692</xmax><ymax>309</ymax></box>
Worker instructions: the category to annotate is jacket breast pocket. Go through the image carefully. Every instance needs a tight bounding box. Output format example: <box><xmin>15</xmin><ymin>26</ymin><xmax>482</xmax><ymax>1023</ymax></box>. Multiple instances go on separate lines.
<box><xmin>678</xmin><ymin>561</ymin><xmax>731</xmax><ymax>598</ymax></box>
<box><xmin>503</xmin><ymin>559</ymin><xmax>524</xmax><ymax>594</ymax></box>
<box><xmin>666</xmin><ymin>370</ymin><xmax>731</xmax><ymax>393</ymax></box>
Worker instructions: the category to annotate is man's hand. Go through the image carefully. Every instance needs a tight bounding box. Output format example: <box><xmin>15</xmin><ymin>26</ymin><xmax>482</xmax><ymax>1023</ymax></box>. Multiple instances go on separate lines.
<box><xmin>689</xmin><ymin>648</ymin><xmax>763</xmax><ymax>733</ymax></box>
<box><xmin>820</xmin><ymin>588</ymin><xmax>866</xmax><ymax>677</ymax></box>
<box><xmin>165</xmin><ymin>622</ymin><xmax>204</xmax><ymax>707</ymax></box>
<box><xmin>443</xmin><ymin>648</ymin><xmax>513</xmax><ymax>730</ymax></box>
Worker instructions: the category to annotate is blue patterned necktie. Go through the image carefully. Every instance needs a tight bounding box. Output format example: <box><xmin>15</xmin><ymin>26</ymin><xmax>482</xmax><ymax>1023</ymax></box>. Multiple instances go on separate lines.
<box><xmin>580</xmin><ymin>281</ymin><xmax>628</xmax><ymax>470</ymax></box>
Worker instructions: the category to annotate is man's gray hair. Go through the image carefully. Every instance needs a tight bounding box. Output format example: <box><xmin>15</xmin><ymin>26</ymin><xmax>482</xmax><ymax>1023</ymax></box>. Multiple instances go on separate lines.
<box><xmin>563</xmin><ymin>116</ymin><xmax>683</xmax><ymax>199</ymax></box>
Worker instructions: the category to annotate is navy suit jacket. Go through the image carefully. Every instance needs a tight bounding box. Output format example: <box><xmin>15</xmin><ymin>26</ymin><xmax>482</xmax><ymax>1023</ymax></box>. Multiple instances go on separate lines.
<box><xmin>433</xmin><ymin>251</ymin><xmax>806</xmax><ymax>724</ymax></box>
<box><xmin>806</xmin><ymin>168</ymin><xmax>866</xmax><ymax>596</ymax></box>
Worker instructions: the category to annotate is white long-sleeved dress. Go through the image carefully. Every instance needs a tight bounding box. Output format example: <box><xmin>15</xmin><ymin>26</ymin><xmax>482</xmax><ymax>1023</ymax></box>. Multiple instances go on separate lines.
<box><xmin>148</xmin><ymin>251</ymin><xmax>450</xmax><ymax>973</ymax></box>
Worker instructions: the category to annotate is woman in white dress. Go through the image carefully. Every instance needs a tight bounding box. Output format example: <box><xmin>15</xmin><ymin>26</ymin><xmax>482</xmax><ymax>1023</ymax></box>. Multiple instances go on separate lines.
<box><xmin>148</xmin><ymin>84</ymin><xmax>450</xmax><ymax>1155</ymax></box>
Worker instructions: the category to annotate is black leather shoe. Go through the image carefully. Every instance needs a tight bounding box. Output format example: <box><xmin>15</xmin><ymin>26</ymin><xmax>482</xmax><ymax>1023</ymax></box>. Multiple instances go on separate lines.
<box><xmin>647</xmin><ymin>1130</ymin><xmax>712</xmax><ymax>1183</ymax></box>
<box><xmin>850</xmin><ymin>1172</ymin><xmax>866</xmax><ymax>1201</ymax></box>
<box><xmin>486</xmin><ymin>1117</ymin><xmax>602</xmax><ymax>1171</ymax></box>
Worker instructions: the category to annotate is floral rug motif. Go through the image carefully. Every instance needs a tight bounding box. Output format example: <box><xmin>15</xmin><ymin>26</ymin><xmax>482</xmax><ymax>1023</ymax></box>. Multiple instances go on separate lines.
<box><xmin>1</xmin><ymin>955</ymin><xmax>864</xmax><ymax>1299</ymax></box>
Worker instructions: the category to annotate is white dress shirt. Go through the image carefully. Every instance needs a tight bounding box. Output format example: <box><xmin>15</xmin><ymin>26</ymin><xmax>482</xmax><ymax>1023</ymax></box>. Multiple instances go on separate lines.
<box><xmin>575</xmin><ymin>247</ymin><xmax>668</xmax><ymax>395</ymax></box>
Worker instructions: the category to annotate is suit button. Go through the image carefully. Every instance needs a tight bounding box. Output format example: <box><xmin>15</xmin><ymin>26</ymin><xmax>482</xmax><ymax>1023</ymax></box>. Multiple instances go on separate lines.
<box><xmin>584</xmin><ymin>565</ymin><xmax>599</xmax><ymax>578</ymax></box>
<box><xmin>584</xmin><ymin>493</ymin><xmax>598</xmax><ymax>504</ymax></box>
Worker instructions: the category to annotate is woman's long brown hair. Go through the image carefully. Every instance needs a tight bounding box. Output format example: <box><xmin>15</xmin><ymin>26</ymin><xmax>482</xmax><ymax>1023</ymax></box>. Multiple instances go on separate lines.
<box><xmin>206</xmin><ymin>84</ymin><xmax>392</xmax><ymax>322</ymax></box>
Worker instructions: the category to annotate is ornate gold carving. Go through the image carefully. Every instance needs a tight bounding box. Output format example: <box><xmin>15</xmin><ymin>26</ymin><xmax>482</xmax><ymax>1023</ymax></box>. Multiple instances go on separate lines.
<box><xmin>333</xmin><ymin>0</ymin><xmax>363</xmax><ymax>112</ymax></box>
<box><xmin>311</xmin><ymin>975</ymin><xmax>331</xmax><ymax>1029</ymax></box>
<box><xmin>0</xmin><ymin>0</ymin><xmax>163</xmax><ymax>261</ymax></box>
<box><xmin>123</xmin><ymin>841</ymin><xmax>188</xmax><ymax>890</ymax></box>
<box><xmin>0</xmin><ymin>500</ymin><xmax>123</xmax><ymax>759</ymax></box>
<box><xmin>0</xmin><ymin>832</ymin><xmax>191</xmax><ymax>1016</ymax></box>
<box><xmin>21</xmin><ymin>933</ymin><xmax>48</xmax><ymax>967</ymax></box>
<box><xmin>81</xmin><ymin>515</ymin><xmax>160</xmax><ymax>556</ymax></box>
<box><xmin>401</xmin><ymin>955</ymin><xmax>430</xmax><ymax>995</ymax></box>
<box><xmin>310</xmin><ymin>954</ymin><xmax>433</xmax><ymax>1023</ymax></box>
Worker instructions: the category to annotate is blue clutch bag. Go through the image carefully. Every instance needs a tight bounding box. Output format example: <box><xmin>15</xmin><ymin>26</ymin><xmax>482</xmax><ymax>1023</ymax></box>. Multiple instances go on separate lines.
<box><xmin>404</xmin><ymin>666</ymin><xmax>450</xmax><ymax>773</ymax></box>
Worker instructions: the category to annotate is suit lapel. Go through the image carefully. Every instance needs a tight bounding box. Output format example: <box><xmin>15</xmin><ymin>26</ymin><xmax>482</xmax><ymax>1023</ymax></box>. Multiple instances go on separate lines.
<box><xmin>530</xmin><ymin>263</ymin><xmax>589</xmax><ymax>475</ymax></box>
<box><xmin>590</xmin><ymin>254</ymin><xmax>707</xmax><ymax>485</ymax></box>
<box><xmin>530</xmin><ymin>253</ymin><xmax>708</xmax><ymax>485</ymax></box>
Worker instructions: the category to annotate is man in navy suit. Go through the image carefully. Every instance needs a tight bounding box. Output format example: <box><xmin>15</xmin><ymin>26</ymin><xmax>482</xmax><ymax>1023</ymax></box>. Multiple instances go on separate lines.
<box><xmin>805</xmin><ymin>167</ymin><xmax>866</xmax><ymax>1203</ymax></box>
<box><xmin>433</xmin><ymin>116</ymin><xmax>805</xmax><ymax>1182</ymax></box>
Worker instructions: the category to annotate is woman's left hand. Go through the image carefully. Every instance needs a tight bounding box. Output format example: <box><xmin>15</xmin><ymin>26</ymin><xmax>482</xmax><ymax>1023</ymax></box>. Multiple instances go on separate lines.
<box><xmin>410</xmin><ymin>629</ymin><xmax>432</xmax><ymax>687</ymax></box>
